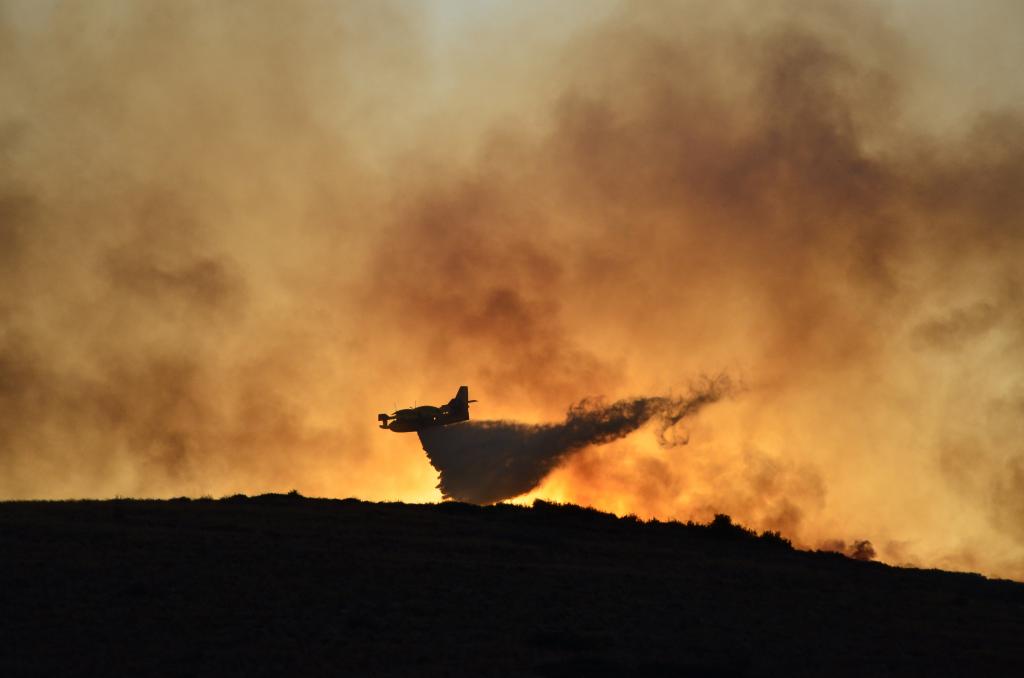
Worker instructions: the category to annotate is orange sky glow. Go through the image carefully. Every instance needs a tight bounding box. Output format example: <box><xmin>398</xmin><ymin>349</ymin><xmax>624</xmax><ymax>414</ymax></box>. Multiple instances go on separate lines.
<box><xmin>1</xmin><ymin>0</ymin><xmax>1023</xmax><ymax>580</ymax></box>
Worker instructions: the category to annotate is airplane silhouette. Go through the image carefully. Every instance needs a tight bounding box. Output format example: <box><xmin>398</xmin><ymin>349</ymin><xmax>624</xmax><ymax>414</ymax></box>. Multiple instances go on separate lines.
<box><xmin>378</xmin><ymin>386</ymin><xmax>477</xmax><ymax>432</ymax></box>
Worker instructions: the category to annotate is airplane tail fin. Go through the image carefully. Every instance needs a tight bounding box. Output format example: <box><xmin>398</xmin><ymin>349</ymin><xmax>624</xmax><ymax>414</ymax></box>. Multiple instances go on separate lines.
<box><xmin>377</xmin><ymin>413</ymin><xmax>390</xmax><ymax>429</ymax></box>
<box><xmin>448</xmin><ymin>385</ymin><xmax>475</xmax><ymax>421</ymax></box>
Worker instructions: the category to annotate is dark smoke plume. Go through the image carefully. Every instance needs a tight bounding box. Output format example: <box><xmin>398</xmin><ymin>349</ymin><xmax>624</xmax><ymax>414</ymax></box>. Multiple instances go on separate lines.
<box><xmin>419</xmin><ymin>376</ymin><xmax>732</xmax><ymax>504</ymax></box>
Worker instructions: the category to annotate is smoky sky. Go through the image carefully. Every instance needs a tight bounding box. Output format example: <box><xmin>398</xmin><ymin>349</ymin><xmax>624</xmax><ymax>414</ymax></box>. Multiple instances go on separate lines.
<box><xmin>1</xmin><ymin>0</ymin><xmax>1023</xmax><ymax>580</ymax></box>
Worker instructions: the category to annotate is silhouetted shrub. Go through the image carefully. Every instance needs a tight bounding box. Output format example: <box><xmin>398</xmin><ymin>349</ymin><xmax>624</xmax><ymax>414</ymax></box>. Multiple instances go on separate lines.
<box><xmin>250</xmin><ymin>492</ymin><xmax>305</xmax><ymax>506</ymax></box>
<box><xmin>758</xmin><ymin>530</ymin><xmax>793</xmax><ymax>550</ymax></box>
<box><xmin>436</xmin><ymin>501</ymin><xmax>483</xmax><ymax>515</ymax></box>
<box><xmin>489</xmin><ymin>502</ymin><xmax>524</xmax><ymax>514</ymax></box>
<box><xmin>531</xmin><ymin>500</ymin><xmax>616</xmax><ymax>525</ymax></box>
<box><xmin>707</xmin><ymin>514</ymin><xmax>757</xmax><ymax>541</ymax></box>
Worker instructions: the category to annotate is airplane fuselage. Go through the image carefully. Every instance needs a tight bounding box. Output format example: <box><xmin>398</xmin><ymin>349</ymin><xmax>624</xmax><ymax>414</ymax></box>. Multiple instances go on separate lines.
<box><xmin>378</xmin><ymin>386</ymin><xmax>475</xmax><ymax>433</ymax></box>
<box><xmin>383</xmin><ymin>406</ymin><xmax>460</xmax><ymax>432</ymax></box>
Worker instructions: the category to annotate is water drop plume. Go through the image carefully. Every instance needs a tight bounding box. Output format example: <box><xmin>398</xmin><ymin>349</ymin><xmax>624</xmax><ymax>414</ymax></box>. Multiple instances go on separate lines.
<box><xmin>419</xmin><ymin>375</ymin><xmax>733</xmax><ymax>504</ymax></box>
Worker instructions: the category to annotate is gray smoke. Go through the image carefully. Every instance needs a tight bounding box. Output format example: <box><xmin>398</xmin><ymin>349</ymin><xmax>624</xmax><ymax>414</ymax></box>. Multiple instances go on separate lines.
<box><xmin>418</xmin><ymin>376</ymin><xmax>732</xmax><ymax>504</ymax></box>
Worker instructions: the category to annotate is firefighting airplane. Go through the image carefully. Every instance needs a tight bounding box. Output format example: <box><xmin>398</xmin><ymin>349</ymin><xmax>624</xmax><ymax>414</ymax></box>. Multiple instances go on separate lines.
<box><xmin>377</xmin><ymin>386</ymin><xmax>478</xmax><ymax>432</ymax></box>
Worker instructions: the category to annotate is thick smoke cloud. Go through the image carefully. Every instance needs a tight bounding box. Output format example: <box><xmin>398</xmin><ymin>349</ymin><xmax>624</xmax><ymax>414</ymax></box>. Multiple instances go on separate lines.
<box><xmin>420</xmin><ymin>377</ymin><xmax>731</xmax><ymax>504</ymax></box>
<box><xmin>0</xmin><ymin>0</ymin><xmax>422</xmax><ymax>499</ymax></box>
<box><xmin>2</xmin><ymin>1</ymin><xmax>1024</xmax><ymax>579</ymax></box>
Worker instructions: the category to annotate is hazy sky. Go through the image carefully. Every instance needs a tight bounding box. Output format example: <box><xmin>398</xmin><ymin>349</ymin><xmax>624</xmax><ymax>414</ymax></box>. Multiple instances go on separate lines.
<box><xmin>1</xmin><ymin>0</ymin><xmax>1022</xmax><ymax>580</ymax></box>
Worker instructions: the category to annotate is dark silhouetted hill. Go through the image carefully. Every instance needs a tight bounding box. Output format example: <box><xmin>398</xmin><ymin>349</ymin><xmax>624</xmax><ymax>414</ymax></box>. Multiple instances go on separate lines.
<box><xmin>1</xmin><ymin>494</ymin><xmax>1021</xmax><ymax>677</ymax></box>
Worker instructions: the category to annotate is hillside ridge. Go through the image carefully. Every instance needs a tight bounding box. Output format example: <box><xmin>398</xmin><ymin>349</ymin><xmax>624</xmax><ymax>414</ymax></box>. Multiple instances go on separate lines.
<box><xmin>2</xmin><ymin>494</ymin><xmax>1021</xmax><ymax>677</ymax></box>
